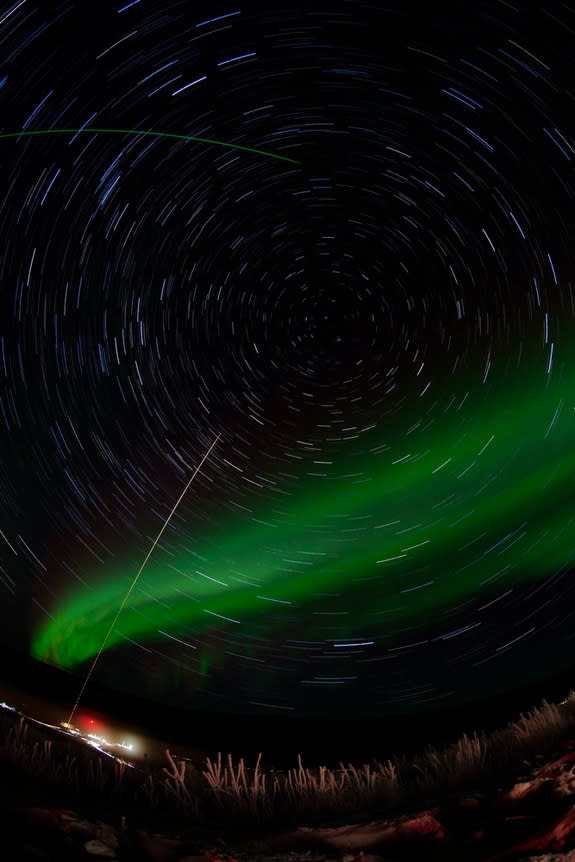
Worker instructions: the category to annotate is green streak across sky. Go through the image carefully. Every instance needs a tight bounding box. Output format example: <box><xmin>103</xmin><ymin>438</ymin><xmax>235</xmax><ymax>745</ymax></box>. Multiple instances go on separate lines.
<box><xmin>32</xmin><ymin>342</ymin><xmax>575</xmax><ymax>669</ymax></box>
<box><xmin>0</xmin><ymin>128</ymin><xmax>302</xmax><ymax>164</ymax></box>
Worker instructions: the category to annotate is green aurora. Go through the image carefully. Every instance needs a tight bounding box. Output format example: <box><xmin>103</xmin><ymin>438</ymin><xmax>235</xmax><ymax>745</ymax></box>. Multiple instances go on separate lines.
<box><xmin>32</xmin><ymin>339</ymin><xmax>575</xmax><ymax>671</ymax></box>
<box><xmin>0</xmin><ymin>127</ymin><xmax>302</xmax><ymax>164</ymax></box>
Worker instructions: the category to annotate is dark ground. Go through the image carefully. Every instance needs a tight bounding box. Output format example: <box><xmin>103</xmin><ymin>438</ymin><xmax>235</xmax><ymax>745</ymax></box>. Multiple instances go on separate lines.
<box><xmin>4</xmin><ymin>692</ymin><xmax>575</xmax><ymax>861</ymax></box>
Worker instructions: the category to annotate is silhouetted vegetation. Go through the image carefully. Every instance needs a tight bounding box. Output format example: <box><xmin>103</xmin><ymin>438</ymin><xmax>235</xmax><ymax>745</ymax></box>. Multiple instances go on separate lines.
<box><xmin>2</xmin><ymin>692</ymin><xmax>575</xmax><ymax>832</ymax></box>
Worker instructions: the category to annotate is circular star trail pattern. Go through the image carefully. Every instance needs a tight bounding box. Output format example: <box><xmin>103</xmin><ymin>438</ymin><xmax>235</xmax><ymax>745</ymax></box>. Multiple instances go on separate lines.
<box><xmin>2</xmin><ymin>0</ymin><xmax>575</xmax><ymax>719</ymax></box>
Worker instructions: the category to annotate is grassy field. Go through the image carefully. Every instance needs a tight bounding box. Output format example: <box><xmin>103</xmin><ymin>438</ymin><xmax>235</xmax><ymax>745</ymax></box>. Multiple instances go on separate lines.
<box><xmin>2</xmin><ymin>691</ymin><xmax>575</xmax><ymax>839</ymax></box>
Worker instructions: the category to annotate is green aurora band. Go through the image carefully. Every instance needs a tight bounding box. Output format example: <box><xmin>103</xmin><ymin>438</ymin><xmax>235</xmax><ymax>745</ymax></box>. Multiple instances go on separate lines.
<box><xmin>32</xmin><ymin>340</ymin><xmax>575</xmax><ymax>670</ymax></box>
<box><xmin>0</xmin><ymin>127</ymin><xmax>302</xmax><ymax>164</ymax></box>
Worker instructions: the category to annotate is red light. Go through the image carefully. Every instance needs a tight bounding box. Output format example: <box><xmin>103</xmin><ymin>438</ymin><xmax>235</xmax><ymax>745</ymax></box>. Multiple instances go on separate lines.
<box><xmin>77</xmin><ymin>714</ymin><xmax>102</xmax><ymax>732</ymax></box>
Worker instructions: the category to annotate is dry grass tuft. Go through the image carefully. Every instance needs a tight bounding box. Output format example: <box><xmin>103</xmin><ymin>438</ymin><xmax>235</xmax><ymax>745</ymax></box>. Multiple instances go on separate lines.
<box><xmin>413</xmin><ymin>731</ymin><xmax>488</xmax><ymax>793</ymax></box>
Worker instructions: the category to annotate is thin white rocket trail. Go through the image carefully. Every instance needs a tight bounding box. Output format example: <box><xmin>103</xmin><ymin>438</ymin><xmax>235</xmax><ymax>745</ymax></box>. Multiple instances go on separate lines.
<box><xmin>66</xmin><ymin>433</ymin><xmax>221</xmax><ymax>727</ymax></box>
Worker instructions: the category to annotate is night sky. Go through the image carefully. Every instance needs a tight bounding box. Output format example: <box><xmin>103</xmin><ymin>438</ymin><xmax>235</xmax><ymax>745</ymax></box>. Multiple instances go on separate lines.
<box><xmin>2</xmin><ymin>0</ymin><xmax>575</xmax><ymax>725</ymax></box>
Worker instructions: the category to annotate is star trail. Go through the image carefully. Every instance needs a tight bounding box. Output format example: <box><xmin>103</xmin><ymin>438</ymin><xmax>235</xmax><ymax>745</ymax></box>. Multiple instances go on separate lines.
<box><xmin>3</xmin><ymin>1</ymin><xmax>575</xmax><ymax>721</ymax></box>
